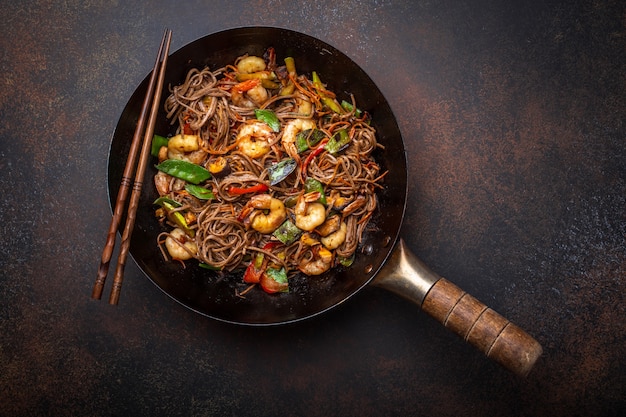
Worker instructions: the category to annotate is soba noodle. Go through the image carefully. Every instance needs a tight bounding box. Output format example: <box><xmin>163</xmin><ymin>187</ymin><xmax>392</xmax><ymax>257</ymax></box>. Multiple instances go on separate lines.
<box><xmin>153</xmin><ymin>48</ymin><xmax>386</xmax><ymax>293</ymax></box>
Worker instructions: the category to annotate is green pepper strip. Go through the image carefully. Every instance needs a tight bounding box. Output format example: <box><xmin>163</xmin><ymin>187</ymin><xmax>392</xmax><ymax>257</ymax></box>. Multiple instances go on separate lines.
<box><xmin>312</xmin><ymin>71</ymin><xmax>343</xmax><ymax>114</ymax></box>
<box><xmin>151</xmin><ymin>134</ymin><xmax>169</xmax><ymax>157</ymax></box>
<box><xmin>304</xmin><ymin>178</ymin><xmax>327</xmax><ymax>205</ymax></box>
<box><xmin>324</xmin><ymin>129</ymin><xmax>351</xmax><ymax>155</ymax></box>
<box><xmin>273</xmin><ymin>219</ymin><xmax>302</xmax><ymax>245</ymax></box>
<box><xmin>267</xmin><ymin>158</ymin><xmax>297</xmax><ymax>185</ymax></box>
<box><xmin>340</xmin><ymin>100</ymin><xmax>362</xmax><ymax>118</ymax></box>
<box><xmin>295</xmin><ymin>129</ymin><xmax>326</xmax><ymax>153</ymax></box>
<box><xmin>155</xmin><ymin>159</ymin><xmax>211</xmax><ymax>184</ymax></box>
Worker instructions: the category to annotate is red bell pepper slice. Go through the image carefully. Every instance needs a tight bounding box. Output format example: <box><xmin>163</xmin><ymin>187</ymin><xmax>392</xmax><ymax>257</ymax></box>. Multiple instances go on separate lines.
<box><xmin>228</xmin><ymin>183</ymin><xmax>269</xmax><ymax>195</ymax></box>
<box><xmin>243</xmin><ymin>261</ymin><xmax>264</xmax><ymax>284</ymax></box>
<box><xmin>242</xmin><ymin>242</ymin><xmax>282</xmax><ymax>285</ymax></box>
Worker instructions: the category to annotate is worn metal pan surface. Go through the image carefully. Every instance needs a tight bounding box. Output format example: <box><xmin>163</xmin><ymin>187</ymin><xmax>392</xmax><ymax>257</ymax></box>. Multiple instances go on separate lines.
<box><xmin>107</xmin><ymin>27</ymin><xmax>541</xmax><ymax>375</ymax></box>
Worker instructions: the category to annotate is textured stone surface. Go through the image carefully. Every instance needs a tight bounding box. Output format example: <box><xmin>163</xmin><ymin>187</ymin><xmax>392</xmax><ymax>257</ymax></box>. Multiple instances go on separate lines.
<box><xmin>1</xmin><ymin>1</ymin><xmax>625</xmax><ymax>416</ymax></box>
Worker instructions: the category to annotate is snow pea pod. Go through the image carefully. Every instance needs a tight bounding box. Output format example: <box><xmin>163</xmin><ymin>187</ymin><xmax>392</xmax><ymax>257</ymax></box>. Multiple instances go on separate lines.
<box><xmin>312</xmin><ymin>71</ymin><xmax>343</xmax><ymax>114</ymax></box>
<box><xmin>185</xmin><ymin>184</ymin><xmax>215</xmax><ymax>200</ymax></box>
<box><xmin>255</xmin><ymin>109</ymin><xmax>281</xmax><ymax>132</ymax></box>
<box><xmin>155</xmin><ymin>159</ymin><xmax>211</xmax><ymax>184</ymax></box>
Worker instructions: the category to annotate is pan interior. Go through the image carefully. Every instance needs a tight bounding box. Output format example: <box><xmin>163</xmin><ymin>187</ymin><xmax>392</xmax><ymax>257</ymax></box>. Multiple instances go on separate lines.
<box><xmin>107</xmin><ymin>27</ymin><xmax>407</xmax><ymax>325</ymax></box>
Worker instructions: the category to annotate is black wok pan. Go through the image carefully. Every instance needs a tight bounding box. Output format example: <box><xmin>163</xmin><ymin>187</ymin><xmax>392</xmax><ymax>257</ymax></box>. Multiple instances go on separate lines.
<box><xmin>107</xmin><ymin>27</ymin><xmax>542</xmax><ymax>376</ymax></box>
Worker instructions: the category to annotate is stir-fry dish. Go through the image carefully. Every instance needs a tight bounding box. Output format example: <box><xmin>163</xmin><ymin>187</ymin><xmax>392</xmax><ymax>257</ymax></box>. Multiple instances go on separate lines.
<box><xmin>152</xmin><ymin>48</ymin><xmax>387</xmax><ymax>294</ymax></box>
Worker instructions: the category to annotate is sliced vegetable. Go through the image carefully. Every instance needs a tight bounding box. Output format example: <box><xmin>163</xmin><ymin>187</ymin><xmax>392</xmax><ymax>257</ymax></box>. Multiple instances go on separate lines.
<box><xmin>278</xmin><ymin>57</ymin><xmax>297</xmax><ymax>96</ymax></box>
<box><xmin>273</xmin><ymin>219</ymin><xmax>302</xmax><ymax>245</ymax></box>
<box><xmin>324</xmin><ymin>129</ymin><xmax>351</xmax><ymax>154</ymax></box>
<box><xmin>199</xmin><ymin>263</ymin><xmax>221</xmax><ymax>271</ymax></box>
<box><xmin>295</xmin><ymin>129</ymin><xmax>326</xmax><ymax>153</ymax></box>
<box><xmin>280</xmin><ymin>83</ymin><xmax>296</xmax><ymax>96</ymax></box>
<box><xmin>312</xmin><ymin>71</ymin><xmax>343</xmax><ymax>114</ymax></box>
<box><xmin>185</xmin><ymin>184</ymin><xmax>215</xmax><ymax>200</ymax></box>
<box><xmin>208</xmin><ymin>156</ymin><xmax>231</xmax><ymax>178</ymax></box>
<box><xmin>151</xmin><ymin>134</ymin><xmax>169</xmax><ymax>157</ymax></box>
<box><xmin>243</xmin><ymin>258</ymin><xmax>264</xmax><ymax>284</ymax></box>
<box><xmin>340</xmin><ymin>100</ymin><xmax>362</xmax><ymax>118</ymax></box>
<box><xmin>255</xmin><ymin>109</ymin><xmax>281</xmax><ymax>132</ymax></box>
<box><xmin>153</xmin><ymin>197</ymin><xmax>194</xmax><ymax>237</ymax></box>
<box><xmin>284</xmin><ymin>57</ymin><xmax>296</xmax><ymax>75</ymax></box>
<box><xmin>267</xmin><ymin>158</ymin><xmax>297</xmax><ymax>185</ymax></box>
<box><xmin>153</xmin><ymin>196</ymin><xmax>182</xmax><ymax>208</ymax></box>
<box><xmin>338</xmin><ymin>253</ymin><xmax>355</xmax><ymax>267</ymax></box>
<box><xmin>242</xmin><ymin>242</ymin><xmax>281</xmax><ymax>284</ymax></box>
<box><xmin>228</xmin><ymin>183</ymin><xmax>269</xmax><ymax>195</ymax></box>
<box><xmin>155</xmin><ymin>159</ymin><xmax>211</xmax><ymax>184</ymax></box>
<box><xmin>260</xmin><ymin>267</ymin><xmax>289</xmax><ymax>293</ymax></box>
<box><xmin>304</xmin><ymin>178</ymin><xmax>327</xmax><ymax>204</ymax></box>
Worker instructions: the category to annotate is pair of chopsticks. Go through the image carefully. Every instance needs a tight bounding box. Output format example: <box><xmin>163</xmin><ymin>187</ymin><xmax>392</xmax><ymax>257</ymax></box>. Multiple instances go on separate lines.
<box><xmin>92</xmin><ymin>29</ymin><xmax>172</xmax><ymax>304</ymax></box>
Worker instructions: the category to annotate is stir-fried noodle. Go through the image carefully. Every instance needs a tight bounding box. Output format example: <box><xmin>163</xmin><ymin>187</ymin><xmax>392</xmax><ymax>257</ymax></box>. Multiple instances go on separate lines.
<box><xmin>153</xmin><ymin>48</ymin><xmax>386</xmax><ymax>293</ymax></box>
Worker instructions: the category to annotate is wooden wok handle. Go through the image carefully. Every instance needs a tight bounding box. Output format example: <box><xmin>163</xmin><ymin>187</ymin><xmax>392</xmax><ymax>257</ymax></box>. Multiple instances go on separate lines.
<box><xmin>373</xmin><ymin>239</ymin><xmax>542</xmax><ymax>376</ymax></box>
<box><xmin>421</xmin><ymin>278</ymin><xmax>542</xmax><ymax>377</ymax></box>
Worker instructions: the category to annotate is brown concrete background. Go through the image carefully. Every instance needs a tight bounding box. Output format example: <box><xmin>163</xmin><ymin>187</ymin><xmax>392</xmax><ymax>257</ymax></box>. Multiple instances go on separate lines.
<box><xmin>1</xmin><ymin>0</ymin><xmax>624</xmax><ymax>416</ymax></box>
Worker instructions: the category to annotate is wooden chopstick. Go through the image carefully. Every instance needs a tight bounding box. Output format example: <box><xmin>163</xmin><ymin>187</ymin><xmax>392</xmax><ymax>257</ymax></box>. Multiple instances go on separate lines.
<box><xmin>92</xmin><ymin>28</ymin><xmax>172</xmax><ymax>303</ymax></box>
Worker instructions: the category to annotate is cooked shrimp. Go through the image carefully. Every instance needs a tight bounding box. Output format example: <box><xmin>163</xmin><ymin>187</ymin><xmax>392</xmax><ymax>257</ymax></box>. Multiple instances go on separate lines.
<box><xmin>165</xmin><ymin>228</ymin><xmax>198</xmax><ymax>261</ymax></box>
<box><xmin>282</xmin><ymin>118</ymin><xmax>316</xmax><ymax>159</ymax></box>
<box><xmin>239</xmin><ymin>194</ymin><xmax>286</xmax><ymax>234</ymax></box>
<box><xmin>157</xmin><ymin>145</ymin><xmax>168</xmax><ymax>162</ymax></box>
<box><xmin>236</xmin><ymin>121</ymin><xmax>274</xmax><ymax>158</ymax></box>
<box><xmin>298</xmin><ymin>245</ymin><xmax>333</xmax><ymax>276</ymax></box>
<box><xmin>154</xmin><ymin>171</ymin><xmax>171</xmax><ymax>196</ymax></box>
<box><xmin>168</xmin><ymin>149</ymin><xmax>207</xmax><ymax>165</ymax></box>
<box><xmin>236</xmin><ymin>55</ymin><xmax>266</xmax><ymax>74</ymax></box>
<box><xmin>154</xmin><ymin>171</ymin><xmax>186</xmax><ymax>196</ymax></box>
<box><xmin>231</xmin><ymin>79</ymin><xmax>268</xmax><ymax>108</ymax></box>
<box><xmin>320</xmin><ymin>221</ymin><xmax>347</xmax><ymax>250</ymax></box>
<box><xmin>167</xmin><ymin>134</ymin><xmax>207</xmax><ymax>164</ymax></box>
<box><xmin>294</xmin><ymin>192</ymin><xmax>326</xmax><ymax>231</ymax></box>
<box><xmin>168</xmin><ymin>134</ymin><xmax>199</xmax><ymax>153</ymax></box>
